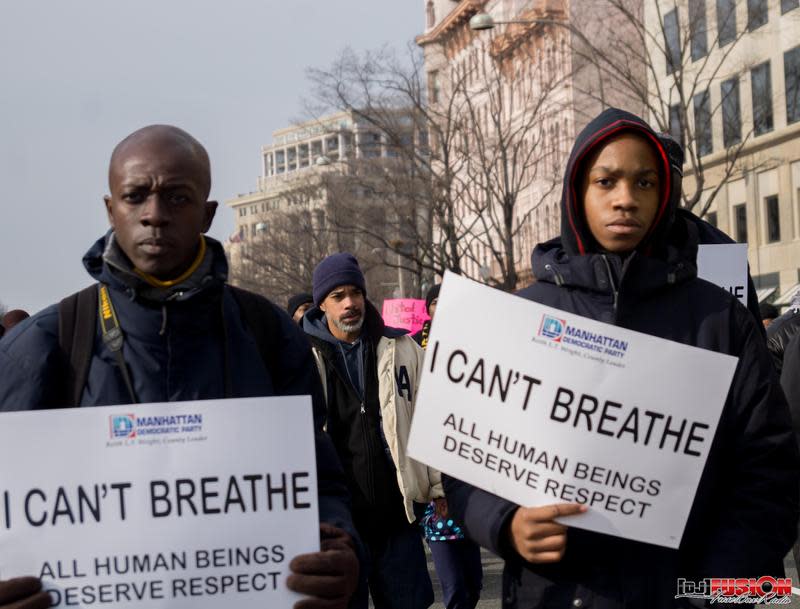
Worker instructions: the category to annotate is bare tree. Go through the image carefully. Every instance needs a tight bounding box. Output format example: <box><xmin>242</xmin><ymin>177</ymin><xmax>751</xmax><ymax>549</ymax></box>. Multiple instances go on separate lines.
<box><xmin>307</xmin><ymin>34</ymin><xmax>568</xmax><ymax>291</ymax></box>
<box><xmin>565</xmin><ymin>0</ymin><xmax>775</xmax><ymax>217</ymax></box>
<box><xmin>229</xmin><ymin>171</ymin><xmax>398</xmax><ymax>304</ymax></box>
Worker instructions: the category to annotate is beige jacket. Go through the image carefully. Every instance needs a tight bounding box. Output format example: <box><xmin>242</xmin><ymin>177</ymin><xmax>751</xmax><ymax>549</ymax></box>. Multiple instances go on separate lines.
<box><xmin>313</xmin><ymin>333</ymin><xmax>443</xmax><ymax>522</ymax></box>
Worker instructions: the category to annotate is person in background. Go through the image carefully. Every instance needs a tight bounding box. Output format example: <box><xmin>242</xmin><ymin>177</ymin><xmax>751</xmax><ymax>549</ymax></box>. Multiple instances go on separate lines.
<box><xmin>760</xmin><ymin>302</ymin><xmax>780</xmax><ymax>328</ymax></box>
<box><xmin>411</xmin><ymin>284</ymin><xmax>438</xmax><ymax>348</ymax></box>
<box><xmin>288</xmin><ymin>292</ymin><xmax>314</xmax><ymax>325</ymax></box>
<box><xmin>412</xmin><ymin>283</ymin><xmax>484</xmax><ymax>609</ymax></box>
<box><xmin>1</xmin><ymin>309</ymin><xmax>29</xmax><ymax>336</ymax></box>
<box><xmin>303</xmin><ymin>253</ymin><xmax>441</xmax><ymax>609</ymax></box>
<box><xmin>768</xmin><ymin>292</ymin><xmax>800</xmax><ymax>374</ymax></box>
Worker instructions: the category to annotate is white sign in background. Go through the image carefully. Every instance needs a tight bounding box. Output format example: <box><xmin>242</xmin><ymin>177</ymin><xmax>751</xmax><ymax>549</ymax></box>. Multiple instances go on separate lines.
<box><xmin>697</xmin><ymin>243</ymin><xmax>749</xmax><ymax>306</ymax></box>
<box><xmin>408</xmin><ymin>272</ymin><xmax>738</xmax><ymax>549</ymax></box>
<box><xmin>0</xmin><ymin>397</ymin><xmax>319</xmax><ymax>609</ymax></box>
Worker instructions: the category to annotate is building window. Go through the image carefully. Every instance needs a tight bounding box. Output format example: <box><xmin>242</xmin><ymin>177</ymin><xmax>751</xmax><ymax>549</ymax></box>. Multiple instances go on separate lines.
<box><xmin>747</xmin><ymin>0</ymin><xmax>768</xmax><ymax>30</ymax></box>
<box><xmin>717</xmin><ymin>0</ymin><xmax>737</xmax><ymax>46</ymax></box>
<box><xmin>721</xmin><ymin>77</ymin><xmax>742</xmax><ymax>147</ymax></box>
<box><xmin>734</xmin><ymin>203</ymin><xmax>748</xmax><ymax>243</ymax></box>
<box><xmin>426</xmin><ymin>1</ymin><xmax>435</xmax><ymax>28</ymax></box>
<box><xmin>664</xmin><ymin>9</ymin><xmax>681</xmax><ymax>73</ymax></box>
<box><xmin>428</xmin><ymin>70</ymin><xmax>440</xmax><ymax>104</ymax></box>
<box><xmin>693</xmin><ymin>90</ymin><xmax>713</xmax><ymax>156</ymax></box>
<box><xmin>706</xmin><ymin>211</ymin><xmax>718</xmax><ymax>227</ymax></box>
<box><xmin>669</xmin><ymin>103</ymin><xmax>684</xmax><ymax>147</ymax></box>
<box><xmin>785</xmin><ymin>46</ymin><xmax>800</xmax><ymax>124</ymax></box>
<box><xmin>766</xmin><ymin>195</ymin><xmax>781</xmax><ymax>242</ymax></box>
<box><xmin>689</xmin><ymin>0</ymin><xmax>708</xmax><ymax>61</ymax></box>
<box><xmin>751</xmin><ymin>62</ymin><xmax>774</xmax><ymax>135</ymax></box>
<box><xmin>782</xmin><ymin>0</ymin><xmax>799</xmax><ymax>13</ymax></box>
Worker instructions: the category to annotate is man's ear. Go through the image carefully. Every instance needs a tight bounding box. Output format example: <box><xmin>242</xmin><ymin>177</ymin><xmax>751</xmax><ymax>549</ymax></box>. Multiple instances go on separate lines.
<box><xmin>104</xmin><ymin>195</ymin><xmax>116</xmax><ymax>229</ymax></box>
<box><xmin>202</xmin><ymin>200</ymin><xmax>218</xmax><ymax>233</ymax></box>
<box><xmin>319</xmin><ymin>300</ymin><xmax>327</xmax><ymax>314</ymax></box>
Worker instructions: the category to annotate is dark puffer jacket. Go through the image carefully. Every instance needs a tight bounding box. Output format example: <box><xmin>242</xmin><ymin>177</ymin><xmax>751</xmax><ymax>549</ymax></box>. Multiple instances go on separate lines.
<box><xmin>443</xmin><ymin>109</ymin><xmax>799</xmax><ymax>609</ymax></box>
<box><xmin>768</xmin><ymin>305</ymin><xmax>800</xmax><ymax>374</ymax></box>
<box><xmin>0</xmin><ymin>233</ymin><xmax>356</xmax><ymax>539</ymax></box>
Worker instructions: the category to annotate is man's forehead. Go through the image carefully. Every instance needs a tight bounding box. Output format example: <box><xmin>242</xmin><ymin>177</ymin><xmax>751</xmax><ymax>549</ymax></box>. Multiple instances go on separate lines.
<box><xmin>328</xmin><ymin>285</ymin><xmax>362</xmax><ymax>295</ymax></box>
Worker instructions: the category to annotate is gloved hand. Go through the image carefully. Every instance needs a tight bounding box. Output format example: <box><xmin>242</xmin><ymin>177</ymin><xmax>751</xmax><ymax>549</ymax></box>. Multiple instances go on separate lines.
<box><xmin>0</xmin><ymin>577</ymin><xmax>51</xmax><ymax>609</ymax></box>
<box><xmin>287</xmin><ymin>523</ymin><xmax>360</xmax><ymax>609</ymax></box>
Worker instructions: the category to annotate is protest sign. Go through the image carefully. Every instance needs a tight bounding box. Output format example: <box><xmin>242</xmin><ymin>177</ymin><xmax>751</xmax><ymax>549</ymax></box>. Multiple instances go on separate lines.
<box><xmin>0</xmin><ymin>397</ymin><xmax>319</xmax><ymax>608</ymax></box>
<box><xmin>382</xmin><ymin>299</ymin><xmax>429</xmax><ymax>334</ymax></box>
<box><xmin>407</xmin><ymin>272</ymin><xmax>738</xmax><ymax>548</ymax></box>
<box><xmin>697</xmin><ymin>243</ymin><xmax>749</xmax><ymax>306</ymax></box>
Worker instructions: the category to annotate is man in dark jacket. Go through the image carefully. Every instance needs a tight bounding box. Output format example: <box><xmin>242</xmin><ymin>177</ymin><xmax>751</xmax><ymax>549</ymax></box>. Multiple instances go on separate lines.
<box><xmin>303</xmin><ymin>253</ymin><xmax>441</xmax><ymax>609</ymax></box>
<box><xmin>444</xmin><ymin>108</ymin><xmax>799</xmax><ymax>608</ymax></box>
<box><xmin>0</xmin><ymin>125</ymin><xmax>359</xmax><ymax>609</ymax></box>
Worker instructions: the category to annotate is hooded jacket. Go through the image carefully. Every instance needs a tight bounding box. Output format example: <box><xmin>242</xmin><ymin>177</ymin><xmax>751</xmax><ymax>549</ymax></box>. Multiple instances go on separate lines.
<box><xmin>443</xmin><ymin>109</ymin><xmax>799</xmax><ymax>609</ymax></box>
<box><xmin>0</xmin><ymin>232</ymin><xmax>356</xmax><ymax>541</ymax></box>
<box><xmin>304</xmin><ymin>302</ymin><xmax>443</xmax><ymax>524</ymax></box>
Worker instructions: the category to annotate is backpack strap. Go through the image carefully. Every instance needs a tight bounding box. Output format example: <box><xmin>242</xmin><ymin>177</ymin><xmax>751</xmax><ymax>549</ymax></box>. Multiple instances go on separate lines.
<box><xmin>58</xmin><ymin>284</ymin><xmax>98</xmax><ymax>407</ymax></box>
<box><xmin>228</xmin><ymin>285</ymin><xmax>281</xmax><ymax>384</ymax></box>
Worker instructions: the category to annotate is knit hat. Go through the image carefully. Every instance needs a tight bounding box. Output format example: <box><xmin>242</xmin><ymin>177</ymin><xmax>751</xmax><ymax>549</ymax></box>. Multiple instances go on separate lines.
<box><xmin>312</xmin><ymin>253</ymin><xmax>366</xmax><ymax>305</ymax></box>
<box><xmin>425</xmin><ymin>284</ymin><xmax>441</xmax><ymax>314</ymax></box>
<box><xmin>287</xmin><ymin>293</ymin><xmax>313</xmax><ymax>318</ymax></box>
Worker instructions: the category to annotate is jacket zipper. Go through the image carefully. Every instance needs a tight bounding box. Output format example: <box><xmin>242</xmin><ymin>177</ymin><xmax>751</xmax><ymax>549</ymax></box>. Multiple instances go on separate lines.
<box><xmin>601</xmin><ymin>254</ymin><xmax>620</xmax><ymax>319</ymax></box>
<box><xmin>328</xmin><ymin>340</ymin><xmax>378</xmax><ymax>505</ymax></box>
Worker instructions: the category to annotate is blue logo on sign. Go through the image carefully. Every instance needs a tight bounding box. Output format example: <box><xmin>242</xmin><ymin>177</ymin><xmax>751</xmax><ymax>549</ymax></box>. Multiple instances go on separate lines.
<box><xmin>539</xmin><ymin>315</ymin><xmax>566</xmax><ymax>341</ymax></box>
<box><xmin>110</xmin><ymin>415</ymin><xmax>136</xmax><ymax>439</ymax></box>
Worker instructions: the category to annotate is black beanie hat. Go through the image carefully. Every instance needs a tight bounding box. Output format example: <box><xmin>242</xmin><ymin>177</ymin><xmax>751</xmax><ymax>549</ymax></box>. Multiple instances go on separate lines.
<box><xmin>287</xmin><ymin>293</ymin><xmax>313</xmax><ymax>318</ymax></box>
<box><xmin>312</xmin><ymin>253</ymin><xmax>366</xmax><ymax>305</ymax></box>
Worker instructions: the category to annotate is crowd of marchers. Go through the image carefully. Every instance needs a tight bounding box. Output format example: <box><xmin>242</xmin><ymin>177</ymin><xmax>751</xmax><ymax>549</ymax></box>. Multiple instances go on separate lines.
<box><xmin>1</xmin><ymin>107</ymin><xmax>799</xmax><ymax>609</ymax></box>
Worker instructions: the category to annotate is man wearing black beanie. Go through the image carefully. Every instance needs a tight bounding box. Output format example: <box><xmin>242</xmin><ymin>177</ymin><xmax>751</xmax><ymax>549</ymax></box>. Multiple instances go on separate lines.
<box><xmin>302</xmin><ymin>253</ymin><xmax>441</xmax><ymax>609</ymax></box>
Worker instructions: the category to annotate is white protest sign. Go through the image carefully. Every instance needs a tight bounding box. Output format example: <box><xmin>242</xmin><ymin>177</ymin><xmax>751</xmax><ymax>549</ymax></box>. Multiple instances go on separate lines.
<box><xmin>408</xmin><ymin>272</ymin><xmax>738</xmax><ymax>549</ymax></box>
<box><xmin>697</xmin><ymin>243</ymin><xmax>749</xmax><ymax>306</ymax></box>
<box><xmin>0</xmin><ymin>397</ymin><xmax>319</xmax><ymax>608</ymax></box>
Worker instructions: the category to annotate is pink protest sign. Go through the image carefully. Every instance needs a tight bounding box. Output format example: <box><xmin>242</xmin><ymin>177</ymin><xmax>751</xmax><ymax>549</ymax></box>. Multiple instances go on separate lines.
<box><xmin>382</xmin><ymin>299</ymin><xmax>430</xmax><ymax>334</ymax></box>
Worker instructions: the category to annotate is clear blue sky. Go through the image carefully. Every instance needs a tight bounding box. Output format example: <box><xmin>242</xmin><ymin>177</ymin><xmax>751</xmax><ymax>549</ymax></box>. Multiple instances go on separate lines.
<box><xmin>0</xmin><ymin>0</ymin><xmax>423</xmax><ymax>313</ymax></box>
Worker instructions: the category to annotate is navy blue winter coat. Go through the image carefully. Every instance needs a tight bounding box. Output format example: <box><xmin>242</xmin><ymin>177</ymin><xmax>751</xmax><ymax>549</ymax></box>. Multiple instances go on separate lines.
<box><xmin>0</xmin><ymin>233</ymin><xmax>356</xmax><ymax>538</ymax></box>
<box><xmin>444</xmin><ymin>109</ymin><xmax>799</xmax><ymax>609</ymax></box>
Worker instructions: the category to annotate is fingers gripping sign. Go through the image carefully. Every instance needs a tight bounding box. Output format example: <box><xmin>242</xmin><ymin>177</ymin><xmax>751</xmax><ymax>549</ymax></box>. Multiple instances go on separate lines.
<box><xmin>508</xmin><ymin>503</ymin><xmax>587</xmax><ymax>564</ymax></box>
<box><xmin>0</xmin><ymin>577</ymin><xmax>51</xmax><ymax>609</ymax></box>
<box><xmin>287</xmin><ymin>523</ymin><xmax>360</xmax><ymax>609</ymax></box>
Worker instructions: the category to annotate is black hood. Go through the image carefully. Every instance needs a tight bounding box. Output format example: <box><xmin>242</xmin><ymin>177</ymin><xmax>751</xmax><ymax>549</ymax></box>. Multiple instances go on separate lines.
<box><xmin>559</xmin><ymin>108</ymin><xmax>678</xmax><ymax>257</ymax></box>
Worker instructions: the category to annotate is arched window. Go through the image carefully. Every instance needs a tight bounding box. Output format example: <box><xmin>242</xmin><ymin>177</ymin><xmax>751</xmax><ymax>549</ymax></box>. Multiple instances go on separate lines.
<box><xmin>426</xmin><ymin>1</ymin><xmax>435</xmax><ymax>28</ymax></box>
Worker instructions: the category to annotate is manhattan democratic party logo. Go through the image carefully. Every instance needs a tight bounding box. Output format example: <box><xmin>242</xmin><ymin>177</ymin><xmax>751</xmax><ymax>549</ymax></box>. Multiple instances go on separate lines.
<box><xmin>110</xmin><ymin>414</ymin><xmax>136</xmax><ymax>439</ymax></box>
<box><xmin>536</xmin><ymin>314</ymin><xmax>629</xmax><ymax>359</ymax></box>
<box><xmin>538</xmin><ymin>315</ymin><xmax>566</xmax><ymax>341</ymax></box>
<box><xmin>107</xmin><ymin>413</ymin><xmax>204</xmax><ymax>440</ymax></box>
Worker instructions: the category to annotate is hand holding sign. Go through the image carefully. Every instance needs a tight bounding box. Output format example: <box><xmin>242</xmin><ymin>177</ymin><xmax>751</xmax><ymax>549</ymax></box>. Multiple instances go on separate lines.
<box><xmin>287</xmin><ymin>524</ymin><xmax>359</xmax><ymax>609</ymax></box>
<box><xmin>0</xmin><ymin>577</ymin><xmax>50</xmax><ymax>609</ymax></box>
<box><xmin>508</xmin><ymin>504</ymin><xmax>587</xmax><ymax>564</ymax></box>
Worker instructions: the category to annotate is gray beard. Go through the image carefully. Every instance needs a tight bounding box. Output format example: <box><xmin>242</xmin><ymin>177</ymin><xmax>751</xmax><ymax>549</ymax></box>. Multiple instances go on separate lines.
<box><xmin>332</xmin><ymin>316</ymin><xmax>364</xmax><ymax>334</ymax></box>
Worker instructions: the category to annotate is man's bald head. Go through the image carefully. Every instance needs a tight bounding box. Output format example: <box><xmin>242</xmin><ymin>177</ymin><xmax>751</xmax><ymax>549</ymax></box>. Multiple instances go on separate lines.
<box><xmin>103</xmin><ymin>124</ymin><xmax>218</xmax><ymax>279</ymax></box>
<box><xmin>109</xmin><ymin>125</ymin><xmax>211</xmax><ymax>198</ymax></box>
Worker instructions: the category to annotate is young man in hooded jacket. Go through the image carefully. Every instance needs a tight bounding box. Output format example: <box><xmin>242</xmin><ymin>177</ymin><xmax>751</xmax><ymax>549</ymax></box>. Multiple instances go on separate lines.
<box><xmin>443</xmin><ymin>108</ymin><xmax>799</xmax><ymax>609</ymax></box>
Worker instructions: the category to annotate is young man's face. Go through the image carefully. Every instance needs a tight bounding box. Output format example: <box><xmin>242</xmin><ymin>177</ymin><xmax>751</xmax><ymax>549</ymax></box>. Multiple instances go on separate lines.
<box><xmin>581</xmin><ymin>133</ymin><xmax>661</xmax><ymax>254</ymax></box>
